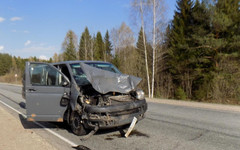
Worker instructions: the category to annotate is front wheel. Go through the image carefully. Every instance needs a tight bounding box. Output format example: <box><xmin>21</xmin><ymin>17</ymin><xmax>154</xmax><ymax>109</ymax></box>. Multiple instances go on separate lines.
<box><xmin>70</xmin><ymin>111</ymin><xmax>87</xmax><ymax>136</ymax></box>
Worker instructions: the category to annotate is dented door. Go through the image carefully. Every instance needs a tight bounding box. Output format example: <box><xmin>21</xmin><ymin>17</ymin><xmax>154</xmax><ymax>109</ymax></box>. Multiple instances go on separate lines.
<box><xmin>24</xmin><ymin>62</ymin><xmax>70</xmax><ymax>122</ymax></box>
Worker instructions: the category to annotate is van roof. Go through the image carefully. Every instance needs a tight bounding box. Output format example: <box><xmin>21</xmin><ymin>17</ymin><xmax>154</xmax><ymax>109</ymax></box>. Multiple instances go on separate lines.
<box><xmin>51</xmin><ymin>60</ymin><xmax>110</xmax><ymax>65</ymax></box>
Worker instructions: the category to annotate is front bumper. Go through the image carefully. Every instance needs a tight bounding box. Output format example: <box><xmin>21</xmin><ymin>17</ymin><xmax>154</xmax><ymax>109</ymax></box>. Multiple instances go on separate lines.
<box><xmin>83</xmin><ymin>99</ymin><xmax>147</xmax><ymax>129</ymax></box>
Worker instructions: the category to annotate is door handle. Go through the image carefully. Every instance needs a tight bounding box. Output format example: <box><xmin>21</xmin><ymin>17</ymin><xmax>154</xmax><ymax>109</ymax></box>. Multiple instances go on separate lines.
<box><xmin>29</xmin><ymin>89</ymin><xmax>36</xmax><ymax>92</ymax></box>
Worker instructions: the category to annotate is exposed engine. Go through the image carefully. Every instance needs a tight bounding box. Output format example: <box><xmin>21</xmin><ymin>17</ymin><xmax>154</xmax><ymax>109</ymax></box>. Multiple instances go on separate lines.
<box><xmin>79</xmin><ymin>84</ymin><xmax>135</xmax><ymax>106</ymax></box>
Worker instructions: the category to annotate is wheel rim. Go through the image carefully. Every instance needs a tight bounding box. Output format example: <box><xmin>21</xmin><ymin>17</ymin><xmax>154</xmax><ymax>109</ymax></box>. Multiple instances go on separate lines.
<box><xmin>70</xmin><ymin>111</ymin><xmax>87</xmax><ymax>135</ymax></box>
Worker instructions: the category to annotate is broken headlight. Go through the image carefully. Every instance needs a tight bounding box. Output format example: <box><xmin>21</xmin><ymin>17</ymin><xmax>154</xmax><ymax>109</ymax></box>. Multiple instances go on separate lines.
<box><xmin>135</xmin><ymin>89</ymin><xmax>145</xmax><ymax>100</ymax></box>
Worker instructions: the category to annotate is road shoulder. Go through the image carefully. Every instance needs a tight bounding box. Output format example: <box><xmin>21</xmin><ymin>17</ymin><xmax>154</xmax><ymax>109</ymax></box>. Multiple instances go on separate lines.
<box><xmin>0</xmin><ymin>105</ymin><xmax>57</xmax><ymax>150</ymax></box>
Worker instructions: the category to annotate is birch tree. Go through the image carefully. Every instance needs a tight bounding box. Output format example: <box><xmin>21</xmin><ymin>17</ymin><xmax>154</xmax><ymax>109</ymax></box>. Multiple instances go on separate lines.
<box><xmin>148</xmin><ymin>0</ymin><xmax>166</xmax><ymax>98</ymax></box>
<box><xmin>132</xmin><ymin>0</ymin><xmax>151</xmax><ymax>98</ymax></box>
<box><xmin>110</xmin><ymin>23</ymin><xmax>135</xmax><ymax>73</ymax></box>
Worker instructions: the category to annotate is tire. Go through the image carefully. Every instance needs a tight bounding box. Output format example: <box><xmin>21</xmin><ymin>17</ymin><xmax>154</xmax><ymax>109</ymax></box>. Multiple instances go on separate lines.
<box><xmin>70</xmin><ymin>111</ymin><xmax>87</xmax><ymax>136</ymax></box>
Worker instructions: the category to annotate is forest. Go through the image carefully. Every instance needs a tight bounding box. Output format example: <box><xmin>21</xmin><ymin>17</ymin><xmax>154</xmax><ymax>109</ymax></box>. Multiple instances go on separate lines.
<box><xmin>0</xmin><ymin>0</ymin><xmax>239</xmax><ymax>104</ymax></box>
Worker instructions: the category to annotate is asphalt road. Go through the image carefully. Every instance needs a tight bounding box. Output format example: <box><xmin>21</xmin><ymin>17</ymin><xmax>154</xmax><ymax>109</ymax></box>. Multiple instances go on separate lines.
<box><xmin>0</xmin><ymin>83</ymin><xmax>240</xmax><ymax>150</ymax></box>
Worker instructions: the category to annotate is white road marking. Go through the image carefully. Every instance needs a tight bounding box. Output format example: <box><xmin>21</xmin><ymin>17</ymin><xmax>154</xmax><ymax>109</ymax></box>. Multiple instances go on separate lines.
<box><xmin>0</xmin><ymin>99</ymin><xmax>78</xmax><ymax>147</ymax></box>
<box><xmin>0</xmin><ymin>99</ymin><xmax>26</xmax><ymax>117</ymax></box>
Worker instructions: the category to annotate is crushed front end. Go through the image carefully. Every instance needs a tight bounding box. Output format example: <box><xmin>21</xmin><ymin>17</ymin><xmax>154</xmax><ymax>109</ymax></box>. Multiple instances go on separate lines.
<box><xmin>81</xmin><ymin>94</ymin><xmax>147</xmax><ymax>129</ymax></box>
<box><xmin>71</xmin><ymin>62</ymin><xmax>148</xmax><ymax>130</ymax></box>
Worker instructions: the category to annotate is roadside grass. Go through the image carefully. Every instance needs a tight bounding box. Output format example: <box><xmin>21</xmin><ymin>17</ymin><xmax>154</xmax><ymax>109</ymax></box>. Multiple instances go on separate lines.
<box><xmin>0</xmin><ymin>72</ymin><xmax>22</xmax><ymax>85</ymax></box>
<box><xmin>0</xmin><ymin>73</ymin><xmax>239</xmax><ymax>105</ymax></box>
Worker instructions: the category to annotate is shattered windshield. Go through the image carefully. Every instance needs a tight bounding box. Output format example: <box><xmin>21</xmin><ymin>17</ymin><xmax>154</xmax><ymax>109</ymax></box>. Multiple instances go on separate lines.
<box><xmin>85</xmin><ymin>62</ymin><xmax>121</xmax><ymax>74</ymax></box>
<box><xmin>70</xmin><ymin>62</ymin><xmax>121</xmax><ymax>86</ymax></box>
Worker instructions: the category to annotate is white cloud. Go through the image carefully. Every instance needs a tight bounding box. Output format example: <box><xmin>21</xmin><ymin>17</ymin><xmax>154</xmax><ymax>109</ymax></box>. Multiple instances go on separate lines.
<box><xmin>21</xmin><ymin>45</ymin><xmax>56</xmax><ymax>53</ymax></box>
<box><xmin>24</xmin><ymin>40</ymin><xmax>31</xmax><ymax>46</ymax></box>
<box><xmin>11</xmin><ymin>30</ymin><xmax>30</xmax><ymax>33</ymax></box>
<box><xmin>0</xmin><ymin>45</ymin><xmax>4</xmax><ymax>51</ymax></box>
<box><xmin>0</xmin><ymin>17</ymin><xmax>5</xmax><ymax>22</ymax></box>
<box><xmin>39</xmin><ymin>55</ymin><xmax>49</xmax><ymax>60</ymax></box>
<box><xmin>13</xmin><ymin>43</ymin><xmax>58</xmax><ymax>59</ymax></box>
<box><xmin>10</xmin><ymin>17</ymin><xmax>22</xmax><ymax>21</ymax></box>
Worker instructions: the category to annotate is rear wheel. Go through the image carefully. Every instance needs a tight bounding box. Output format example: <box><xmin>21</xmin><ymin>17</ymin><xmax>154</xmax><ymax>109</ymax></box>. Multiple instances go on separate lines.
<box><xmin>70</xmin><ymin>111</ymin><xmax>87</xmax><ymax>136</ymax></box>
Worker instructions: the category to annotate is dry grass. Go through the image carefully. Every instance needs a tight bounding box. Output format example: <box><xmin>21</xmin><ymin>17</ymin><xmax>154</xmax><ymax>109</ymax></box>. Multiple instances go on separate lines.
<box><xmin>0</xmin><ymin>72</ymin><xmax>22</xmax><ymax>85</ymax></box>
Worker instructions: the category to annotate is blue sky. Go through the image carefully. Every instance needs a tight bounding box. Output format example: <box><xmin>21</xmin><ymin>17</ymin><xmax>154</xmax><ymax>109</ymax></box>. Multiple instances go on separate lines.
<box><xmin>0</xmin><ymin>0</ymin><xmax>177</xmax><ymax>60</ymax></box>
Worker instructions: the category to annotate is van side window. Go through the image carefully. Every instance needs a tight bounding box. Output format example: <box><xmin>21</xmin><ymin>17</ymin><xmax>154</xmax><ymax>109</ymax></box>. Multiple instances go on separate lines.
<box><xmin>30</xmin><ymin>64</ymin><xmax>64</xmax><ymax>86</ymax></box>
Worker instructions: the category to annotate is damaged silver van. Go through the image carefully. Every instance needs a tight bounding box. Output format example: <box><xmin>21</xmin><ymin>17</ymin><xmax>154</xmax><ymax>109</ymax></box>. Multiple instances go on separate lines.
<box><xmin>22</xmin><ymin>61</ymin><xmax>147</xmax><ymax>135</ymax></box>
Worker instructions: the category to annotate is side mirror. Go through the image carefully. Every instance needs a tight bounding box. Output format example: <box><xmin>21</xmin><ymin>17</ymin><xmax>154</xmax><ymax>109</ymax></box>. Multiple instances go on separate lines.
<box><xmin>62</xmin><ymin>81</ymin><xmax>69</xmax><ymax>87</ymax></box>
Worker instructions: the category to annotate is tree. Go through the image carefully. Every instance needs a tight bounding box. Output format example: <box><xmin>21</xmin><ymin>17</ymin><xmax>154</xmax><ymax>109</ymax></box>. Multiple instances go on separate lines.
<box><xmin>79</xmin><ymin>34</ymin><xmax>85</xmax><ymax>60</ymax></box>
<box><xmin>209</xmin><ymin>0</ymin><xmax>240</xmax><ymax>101</ymax></box>
<box><xmin>52</xmin><ymin>53</ymin><xmax>59</xmax><ymax>62</ymax></box>
<box><xmin>104</xmin><ymin>30</ymin><xmax>113</xmax><ymax>61</ymax></box>
<box><xmin>189</xmin><ymin>0</ymin><xmax>215</xmax><ymax>100</ymax></box>
<box><xmin>213</xmin><ymin>0</ymin><xmax>240</xmax><ymax>54</ymax></box>
<box><xmin>148</xmin><ymin>0</ymin><xmax>166</xmax><ymax>98</ymax></box>
<box><xmin>132</xmin><ymin>0</ymin><xmax>151</xmax><ymax>97</ymax></box>
<box><xmin>110</xmin><ymin>22</ymin><xmax>135</xmax><ymax>73</ymax></box>
<box><xmin>94</xmin><ymin>32</ymin><xmax>104</xmax><ymax>60</ymax></box>
<box><xmin>11</xmin><ymin>57</ymin><xmax>17</xmax><ymax>72</ymax></box>
<box><xmin>62</xmin><ymin>30</ymin><xmax>78</xmax><ymax>61</ymax></box>
<box><xmin>79</xmin><ymin>27</ymin><xmax>92</xmax><ymax>60</ymax></box>
<box><xmin>167</xmin><ymin>0</ymin><xmax>194</xmax><ymax>98</ymax></box>
<box><xmin>136</xmin><ymin>27</ymin><xmax>153</xmax><ymax>92</ymax></box>
<box><xmin>132</xmin><ymin>0</ymin><xmax>166</xmax><ymax>98</ymax></box>
<box><xmin>48</xmin><ymin>58</ymin><xmax>53</xmax><ymax>63</ymax></box>
<box><xmin>136</xmin><ymin>27</ymin><xmax>146</xmax><ymax>76</ymax></box>
<box><xmin>0</xmin><ymin>53</ymin><xmax>12</xmax><ymax>76</ymax></box>
<box><xmin>90</xmin><ymin>34</ymin><xmax>96</xmax><ymax>60</ymax></box>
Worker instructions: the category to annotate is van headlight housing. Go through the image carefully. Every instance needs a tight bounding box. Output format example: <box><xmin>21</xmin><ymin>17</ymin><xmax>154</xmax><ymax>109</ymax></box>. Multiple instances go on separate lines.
<box><xmin>135</xmin><ymin>89</ymin><xmax>145</xmax><ymax>100</ymax></box>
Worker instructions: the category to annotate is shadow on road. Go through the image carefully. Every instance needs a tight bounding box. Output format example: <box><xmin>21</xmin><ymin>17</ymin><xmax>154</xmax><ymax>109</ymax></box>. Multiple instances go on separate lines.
<box><xmin>18</xmin><ymin>114</ymin><xmax>150</xmax><ymax>141</ymax></box>
<box><xmin>19</xmin><ymin>114</ymin><xmax>39</xmax><ymax>129</ymax></box>
<box><xmin>72</xmin><ymin>145</ymin><xmax>91</xmax><ymax>150</ymax></box>
<box><xmin>94</xmin><ymin>124</ymin><xmax>150</xmax><ymax>140</ymax></box>
<box><xmin>18</xmin><ymin>114</ymin><xmax>72</xmax><ymax>134</ymax></box>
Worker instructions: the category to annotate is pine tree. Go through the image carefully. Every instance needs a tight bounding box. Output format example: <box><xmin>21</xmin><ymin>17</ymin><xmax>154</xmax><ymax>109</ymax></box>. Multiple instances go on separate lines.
<box><xmin>136</xmin><ymin>27</ymin><xmax>153</xmax><ymax>92</ymax></box>
<box><xmin>209</xmin><ymin>0</ymin><xmax>240</xmax><ymax>101</ymax></box>
<box><xmin>167</xmin><ymin>0</ymin><xmax>194</xmax><ymax>98</ymax></box>
<box><xmin>79</xmin><ymin>27</ymin><xmax>91</xmax><ymax>60</ymax></box>
<box><xmin>189</xmin><ymin>0</ymin><xmax>215</xmax><ymax>100</ymax></box>
<box><xmin>79</xmin><ymin>33</ymin><xmax>85</xmax><ymax>60</ymax></box>
<box><xmin>104</xmin><ymin>30</ymin><xmax>113</xmax><ymax>61</ymax></box>
<box><xmin>111</xmin><ymin>54</ymin><xmax>120</xmax><ymax>69</ymax></box>
<box><xmin>62</xmin><ymin>30</ymin><xmax>78</xmax><ymax>61</ymax></box>
<box><xmin>213</xmin><ymin>0</ymin><xmax>240</xmax><ymax>54</ymax></box>
<box><xmin>94</xmin><ymin>32</ymin><xmax>104</xmax><ymax>60</ymax></box>
<box><xmin>136</xmin><ymin>27</ymin><xmax>147</xmax><ymax>77</ymax></box>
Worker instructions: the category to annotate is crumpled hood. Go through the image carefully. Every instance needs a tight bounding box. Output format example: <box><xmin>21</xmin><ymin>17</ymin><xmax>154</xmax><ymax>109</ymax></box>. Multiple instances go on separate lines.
<box><xmin>80</xmin><ymin>62</ymin><xmax>142</xmax><ymax>94</ymax></box>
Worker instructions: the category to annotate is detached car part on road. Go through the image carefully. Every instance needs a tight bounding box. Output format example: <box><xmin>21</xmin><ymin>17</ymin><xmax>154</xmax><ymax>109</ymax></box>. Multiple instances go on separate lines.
<box><xmin>22</xmin><ymin>61</ymin><xmax>147</xmax><ymax>135</ymax></box>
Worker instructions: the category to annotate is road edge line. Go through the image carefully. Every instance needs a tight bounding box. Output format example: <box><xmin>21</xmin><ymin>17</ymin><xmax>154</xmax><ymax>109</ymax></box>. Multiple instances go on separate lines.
<box><xmin>0</xmin><ymin>100</ymin><xmax>78</xmax><ymax>147</ymax></box>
